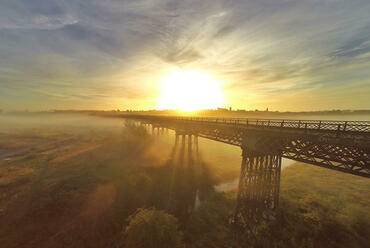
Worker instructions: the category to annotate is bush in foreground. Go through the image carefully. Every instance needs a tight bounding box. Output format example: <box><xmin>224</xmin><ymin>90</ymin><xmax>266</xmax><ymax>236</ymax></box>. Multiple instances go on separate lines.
<box><xmin>124</xmin><ymin>208</ymin><xmax>184</xmax><ymax>248</ymax></box>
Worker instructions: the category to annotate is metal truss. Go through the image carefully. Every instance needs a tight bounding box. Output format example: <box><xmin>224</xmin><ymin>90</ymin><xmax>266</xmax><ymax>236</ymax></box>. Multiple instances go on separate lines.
<box><xmin>126</xmin><ymin>115</ymin><xmax>369</xmax><ymax>228</ymax></box>
<box><xmin>234</xmin><ymin>150</ymin><xmax>282</xmax><ymax>226</ymax></box>
<box><xmin>283</xmin><ymin>137</ymin><xmax>370</xmax><ymax>177</ymax></box>
<box><xmin>126</xmin><ymin>115</ymin><xmax>370</xmax><ymax>178</ymax></box>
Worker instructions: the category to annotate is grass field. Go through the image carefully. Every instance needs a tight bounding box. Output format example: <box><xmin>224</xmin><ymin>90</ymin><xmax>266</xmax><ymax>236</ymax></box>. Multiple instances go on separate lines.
<box><xmin>0</xmin><ymin>115</ymin><xmax>369</xmax><ymax>248</ymax></box>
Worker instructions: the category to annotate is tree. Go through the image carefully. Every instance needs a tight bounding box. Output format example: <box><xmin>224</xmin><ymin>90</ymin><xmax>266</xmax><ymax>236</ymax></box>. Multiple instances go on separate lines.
<box><xmin>124</xmin><ymin>208</ymin><xmax>184</xmax><ymax>248</ymax></box>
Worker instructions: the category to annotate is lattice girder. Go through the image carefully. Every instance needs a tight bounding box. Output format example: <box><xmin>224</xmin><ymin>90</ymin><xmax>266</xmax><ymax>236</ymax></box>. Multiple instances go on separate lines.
<box><xmin>131</xmin><ymin>116</ymin><xmax>370</xmax><ymax>178</ymax></box>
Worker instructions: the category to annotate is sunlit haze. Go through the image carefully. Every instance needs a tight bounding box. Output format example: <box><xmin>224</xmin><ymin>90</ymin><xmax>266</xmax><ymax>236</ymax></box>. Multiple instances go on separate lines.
<box><xmin>157</xmin><ymin>70</ymin><xmax>224</xmax><ymax>111</ymax></box>
<box><xmin>0</xmin><ymin>0</ymin><xmax>369</xmax><ymax>111</ymax></box>
<box><xmin>0</xmin><ymin>1</ymin><xmax>369</xmax><ymax>246</ymax></box>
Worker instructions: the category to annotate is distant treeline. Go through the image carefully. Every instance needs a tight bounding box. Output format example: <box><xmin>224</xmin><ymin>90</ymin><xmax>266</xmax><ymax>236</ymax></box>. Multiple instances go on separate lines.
<box><xmin>2</xmin><ymin>109</ymin><xmax>370</xmax><ymax>118</ymax></box>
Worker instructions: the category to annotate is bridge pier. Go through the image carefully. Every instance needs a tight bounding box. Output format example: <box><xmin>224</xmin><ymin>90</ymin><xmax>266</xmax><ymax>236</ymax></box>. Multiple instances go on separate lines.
<box><xmin>175</xmin><ymin>131</ymin><xmax>198</xmax><ymax>149</ymax></box>
<box><xmin>149</xmin><ymin>123</ymin><xmax>170</xmax><ymax>136</ymax></box>
<box><xmin>123</xmin><ymin>115</ymin><xmax>370</xmax><ymax>232</ymax></box>
<box><xmin>151</xmin><ymin>125</ymin><xmax>164</xmax><ymax>135</ymax></box>
<box><xmin>234</xmin><ymin>134</ymin><xmax>283</xmax><ymax>227</ymax></box>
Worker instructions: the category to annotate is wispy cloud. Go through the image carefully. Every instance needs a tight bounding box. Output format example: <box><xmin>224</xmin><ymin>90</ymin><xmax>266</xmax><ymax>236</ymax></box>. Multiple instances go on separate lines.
<box><xmin>0</xmin><ymin>0</ymin><xmax>369</xmax><ymax>110</ymax></box>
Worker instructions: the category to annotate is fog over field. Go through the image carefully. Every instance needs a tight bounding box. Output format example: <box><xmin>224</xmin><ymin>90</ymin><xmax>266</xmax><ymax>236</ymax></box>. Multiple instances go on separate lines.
<box><xmin>0</xmin><ymin>113</ymin><xmax>369</xmax><ymax>247</ymax></box>
<box><xmin>1</xmin><ymin>0</ymin><xmax>369</xmax><ymax>246</ymax></box>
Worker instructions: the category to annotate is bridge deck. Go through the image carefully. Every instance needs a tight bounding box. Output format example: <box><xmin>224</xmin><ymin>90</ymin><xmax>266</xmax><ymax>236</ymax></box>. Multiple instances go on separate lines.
<box><xmin>133</xmin><ymin>115</ymin><xmax>370</xmax><ymax>133</ymax></box>
<box><xmin>122</xmin><ymin>115</ymin><xmax>370</xmax><ymax>177</ymax></box>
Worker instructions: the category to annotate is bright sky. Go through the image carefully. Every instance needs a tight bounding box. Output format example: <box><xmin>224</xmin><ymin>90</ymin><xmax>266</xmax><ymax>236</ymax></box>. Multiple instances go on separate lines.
<box><xmin>0</xmin><ymin>0</ymin><xmax>370</xmax><ymax>111</ymax></box>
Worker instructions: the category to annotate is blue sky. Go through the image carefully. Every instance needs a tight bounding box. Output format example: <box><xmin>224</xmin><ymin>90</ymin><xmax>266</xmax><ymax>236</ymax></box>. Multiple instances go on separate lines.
<box><xmin>0</xmin><ymin>0</ymin><xmax>369</xmax><ymax>111</ymax></box>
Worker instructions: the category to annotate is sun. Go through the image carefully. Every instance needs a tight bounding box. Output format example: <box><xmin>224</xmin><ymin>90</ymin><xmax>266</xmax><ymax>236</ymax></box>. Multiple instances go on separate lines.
<box><xmin>157</xmin><ymin>70</ymin><xmax>224</xmax><ymax>111</ymax></box>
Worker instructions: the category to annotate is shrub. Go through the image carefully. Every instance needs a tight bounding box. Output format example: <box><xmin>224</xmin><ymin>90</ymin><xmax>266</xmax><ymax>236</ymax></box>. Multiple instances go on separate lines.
<box><xmin>124</xmin><ymin>208</ymin><xmax>184</xmax><ymax>248</ymax></box>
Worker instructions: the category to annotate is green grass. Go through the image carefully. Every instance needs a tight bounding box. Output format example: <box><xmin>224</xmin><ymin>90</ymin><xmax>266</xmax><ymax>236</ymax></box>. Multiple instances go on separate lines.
<box><xmin>183</xmin><ymin>163</ymin><xmax>370</xmax><ymax>248</ymax></box>
<box><xmin>0</xmin><ymin>119</ymin><xmax>369</xmax><ymax>248</ymax></box>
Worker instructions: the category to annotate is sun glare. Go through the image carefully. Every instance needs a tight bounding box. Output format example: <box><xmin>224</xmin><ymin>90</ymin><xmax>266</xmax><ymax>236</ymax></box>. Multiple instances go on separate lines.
<box><xmin>157</xmin><ymin>70</ymin><xmax>224</xmax><ymax>111</ymax></box>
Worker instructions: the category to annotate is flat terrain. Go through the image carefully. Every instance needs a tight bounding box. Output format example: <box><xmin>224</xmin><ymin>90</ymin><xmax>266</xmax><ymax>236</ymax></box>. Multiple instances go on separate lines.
<box><xmin>0</xmin><ymin>114</ymin><xmax>369</xmax><ymax>248</ymax></box>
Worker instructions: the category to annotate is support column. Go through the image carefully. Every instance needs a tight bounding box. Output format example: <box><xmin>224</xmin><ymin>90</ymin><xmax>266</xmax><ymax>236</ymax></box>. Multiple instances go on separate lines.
<box><xmin>188</xmin><ymin>135</ymin><xmax>193</xmax><ymax>158</ymax></box>
<box><xmin>234</xmin><ymin>147</ymin><xmax>282</xmax><ymax>227</ymax></box>
<box><xmin>194</xmin><ymin>135</ymin><xmax>199</xmax><ymax>155</ymax></box>
<box><xmin>194</xmin><ymin>135</ymin><xmax>199</xmax><ymax>162</ymax></box>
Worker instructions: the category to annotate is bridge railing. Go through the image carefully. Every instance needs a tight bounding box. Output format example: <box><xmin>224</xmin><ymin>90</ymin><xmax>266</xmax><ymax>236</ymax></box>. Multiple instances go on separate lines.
<box><xmin>166</xmin><ymin>116</ymin><xmax>370</xmax><ymax>133</ymax></box>
<box><xmin>124</xmin><ymin>115</ymin><xmax>370</xmax><ymax>133</ymax></box>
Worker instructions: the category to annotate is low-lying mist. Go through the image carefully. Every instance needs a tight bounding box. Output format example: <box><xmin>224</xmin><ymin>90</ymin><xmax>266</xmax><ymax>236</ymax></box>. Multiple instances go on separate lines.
<box><xmin>0</xmin><ymin>113</ymin><xmax>369</xmax><ymax>248</ymax></box>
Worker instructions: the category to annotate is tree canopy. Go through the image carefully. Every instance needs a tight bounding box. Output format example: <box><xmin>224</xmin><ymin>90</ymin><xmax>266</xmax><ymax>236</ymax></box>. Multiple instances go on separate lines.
<box><xmin>124</xmin><ymin>208</ymin><xmax>184</xmax><ymax>248</ymax></box>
